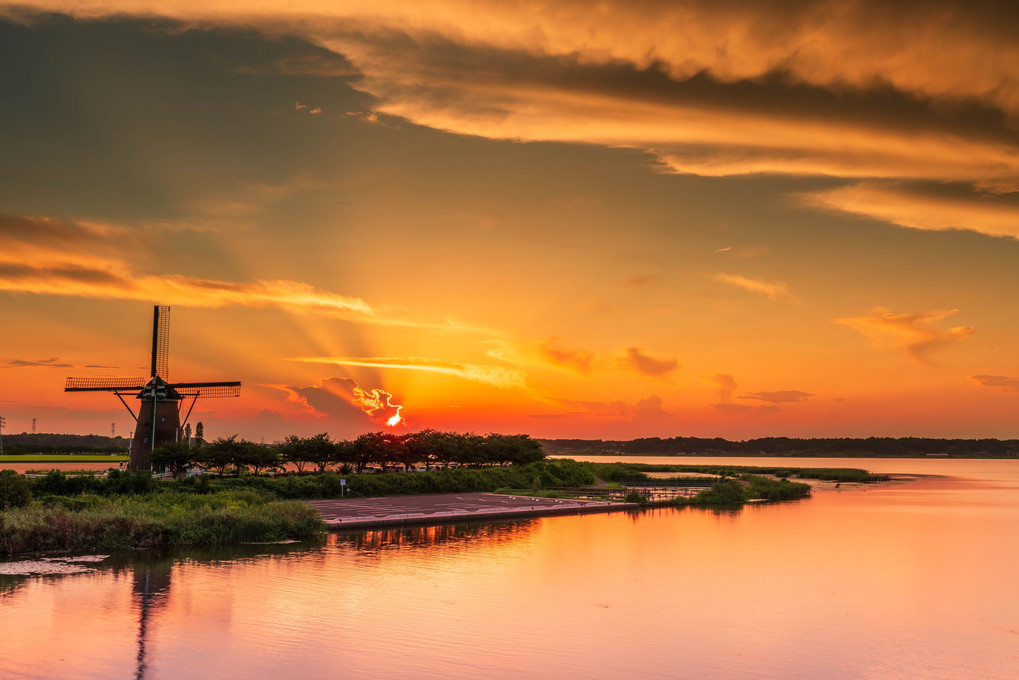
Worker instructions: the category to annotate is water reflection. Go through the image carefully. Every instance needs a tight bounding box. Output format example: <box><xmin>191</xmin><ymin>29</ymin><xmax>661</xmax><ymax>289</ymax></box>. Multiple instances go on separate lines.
<box><xmin>132</xmin><ymin>561</ymin><xmax>170</xmax><ymax>680</ymax></box>
<box><xmin>335</xmin><ymin>519</ymin><xmax>536</xmax><ymax>553</ymax></box>
<box><xmin>2</xmin><ymin>461</ymin><xmax>1018</xmax><ymax>680</ymax></box>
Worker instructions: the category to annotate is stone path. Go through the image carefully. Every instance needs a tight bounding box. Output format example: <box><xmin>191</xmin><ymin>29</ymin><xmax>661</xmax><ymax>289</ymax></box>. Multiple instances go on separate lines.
<box><xmin>306</xmin><ymin>492</ymin><xmax>637</xmax><ymax>529</ymax></box>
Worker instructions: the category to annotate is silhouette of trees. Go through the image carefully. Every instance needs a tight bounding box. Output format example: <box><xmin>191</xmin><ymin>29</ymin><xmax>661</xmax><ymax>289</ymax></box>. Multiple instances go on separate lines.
<box><xmin>149</xmin><ymin>430</ymin><xmax>548</xmax><ymax>477</ymax></box>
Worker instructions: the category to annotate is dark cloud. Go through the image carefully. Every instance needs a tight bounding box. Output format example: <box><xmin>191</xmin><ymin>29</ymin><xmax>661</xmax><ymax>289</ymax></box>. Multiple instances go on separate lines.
<box><xmin>288</xmin><ymin>377</ymin><xmax>402</xmax><ymax>427</ymax></box>
<box><xmin>290</xmin><ymin>377</ymin><xmax>366</xmax><ymax>421</ymax></box>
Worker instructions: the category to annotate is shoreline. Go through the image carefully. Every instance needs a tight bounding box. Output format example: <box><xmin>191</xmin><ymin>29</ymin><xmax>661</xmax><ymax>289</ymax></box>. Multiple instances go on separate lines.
<box><xmin>307</xmin><ymin>492</ymin><xmax>640</xmax><ymax>530</ymax></box>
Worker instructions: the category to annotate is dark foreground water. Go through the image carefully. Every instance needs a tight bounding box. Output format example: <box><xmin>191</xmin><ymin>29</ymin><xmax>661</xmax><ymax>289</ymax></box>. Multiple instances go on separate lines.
<box><xmin>2</xmin><ymin>458</ymin><xmax>1017</xmax><ymax>679</ymax></box>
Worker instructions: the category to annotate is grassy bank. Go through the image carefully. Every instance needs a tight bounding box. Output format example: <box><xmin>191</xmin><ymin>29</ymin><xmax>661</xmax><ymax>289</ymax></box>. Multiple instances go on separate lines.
<box><xmin>176</xmin><ymin>460</ymin><xmax>596</xmax><ymax>499</ymax></box>
<box><xmin>1</xmin><ymin>461</ymin><xmax>594</xmax><ymax>556</ymax></box>
<box><xmin>583</xmin><ymin>462</ymin><xmax>887</xmax><ymax>484</ymax></box>
<box><xmin>0</xmin><ymin>490</ymin><xmax>323</xmax><ymax>557</ymax></box>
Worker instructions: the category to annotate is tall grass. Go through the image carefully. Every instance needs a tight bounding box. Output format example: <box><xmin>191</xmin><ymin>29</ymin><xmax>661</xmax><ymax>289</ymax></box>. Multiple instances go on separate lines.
<box><xmin>0</xmin><ymin>491</ymin><xmax>323</xmax><ymax>557</ymax></box>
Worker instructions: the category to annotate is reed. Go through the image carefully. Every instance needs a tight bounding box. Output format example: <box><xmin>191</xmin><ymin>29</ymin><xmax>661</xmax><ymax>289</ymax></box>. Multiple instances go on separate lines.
<box><xmin>0</xmin><ymin>491</ymin><xmax>323</xmax><ymax>557</ymax></box>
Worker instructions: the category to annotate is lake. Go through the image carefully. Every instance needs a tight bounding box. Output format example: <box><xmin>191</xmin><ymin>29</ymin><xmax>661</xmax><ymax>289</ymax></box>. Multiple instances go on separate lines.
<box><xmin>2</xmin><ymin>457</ymin><xmax>1017</xmax><ymax>679</ymax></box>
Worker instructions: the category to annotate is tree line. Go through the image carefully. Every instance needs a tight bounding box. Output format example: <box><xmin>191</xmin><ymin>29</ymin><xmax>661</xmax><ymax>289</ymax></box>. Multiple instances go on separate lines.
<box><xmin>540</xmin><ymin>436</ymin><xmax>1019</xmax><ymax>457</ymax></box>
<box><xmin>150</xmin><ymin>430</ymin><xmax>546</xmax><ymax>477</ymax></box>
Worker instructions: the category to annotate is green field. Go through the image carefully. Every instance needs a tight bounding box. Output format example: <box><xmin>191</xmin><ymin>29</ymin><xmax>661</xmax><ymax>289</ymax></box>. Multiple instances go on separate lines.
<box><xmin>0</xmin><ymin>455</ymin><xmax>128</xmax><ymax>463</ymax></box>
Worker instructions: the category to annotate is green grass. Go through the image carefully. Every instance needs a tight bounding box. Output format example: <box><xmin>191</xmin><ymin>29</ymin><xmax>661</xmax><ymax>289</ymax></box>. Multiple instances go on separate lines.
<box><xmin>0</xmin><ymin>455</ymin><xmax>128</xmax><ymax>463</ymax></box>
<box><xmin>0</xmin><ymin>490</ymin><xmax>323</xmax><ymax>556</ymax></box>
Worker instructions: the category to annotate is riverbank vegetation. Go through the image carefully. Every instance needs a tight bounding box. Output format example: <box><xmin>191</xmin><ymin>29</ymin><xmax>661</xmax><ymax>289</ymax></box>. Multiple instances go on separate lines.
<box><xmin>583</xmin><ymin>462</ymin><xmax>888</xmax><ymax>484</ymax></box>
<box><xmin>0</xmin><ymin>433</ymin><xmax>579</xmax><ymax>557</ymax></box>
<box><xmin>1</xmin><ymin>430</ymin><xmax>892</xmax><ymax>557</ymax></box>
<box><xmin>0</xmin><ymin>490</ymin><xmax>322</xmax><ymax>557</ymax></box>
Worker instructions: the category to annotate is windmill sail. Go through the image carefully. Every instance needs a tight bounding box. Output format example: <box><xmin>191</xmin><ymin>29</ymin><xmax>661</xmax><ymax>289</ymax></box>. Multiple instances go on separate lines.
<box><xmin>64</xmin><ymin>377</ymin><xmax>149</xmax><ymax>392</ymax></box>
<box><xmin>151</xmin><ymin>305</ymin><xmax>170</xmax><ymax>380</ymax></box>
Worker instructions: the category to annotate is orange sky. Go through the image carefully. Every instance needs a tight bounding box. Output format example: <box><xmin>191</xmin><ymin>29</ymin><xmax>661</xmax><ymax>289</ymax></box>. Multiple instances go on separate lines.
<box><xmin>2</xmin><ymin>1</ymin><xmax>1019</xmax><ymax>441</ymax></box>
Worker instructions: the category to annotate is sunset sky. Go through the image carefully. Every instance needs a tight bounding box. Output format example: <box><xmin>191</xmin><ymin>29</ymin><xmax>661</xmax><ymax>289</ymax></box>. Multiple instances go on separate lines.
<box><xmin>2</xmin><ymin>1</ymin><xmax>1019</xmax><ymax>442</ymax></box>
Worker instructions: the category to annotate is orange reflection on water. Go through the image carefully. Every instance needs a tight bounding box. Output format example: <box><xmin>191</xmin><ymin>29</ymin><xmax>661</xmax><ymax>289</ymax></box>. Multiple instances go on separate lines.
<box><xmin>1</xmin><ymin>460</ymin><xmax>1018</xmax><ymax>679</ymax></box>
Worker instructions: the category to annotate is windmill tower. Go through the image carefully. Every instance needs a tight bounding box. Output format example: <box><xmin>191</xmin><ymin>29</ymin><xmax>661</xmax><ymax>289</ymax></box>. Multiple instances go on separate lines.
<box><xmin>64</xmin><ymin>306</ymin><xmax>241</xmax><ymax>470</ymax></box>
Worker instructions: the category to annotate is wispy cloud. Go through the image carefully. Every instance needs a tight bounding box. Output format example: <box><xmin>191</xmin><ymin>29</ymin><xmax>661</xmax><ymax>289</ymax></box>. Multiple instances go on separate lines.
<box><xmin>537</xmin><ymin>340</ymin><xmax>595</xmax><ymax>376</ymax></box>
<box><xmin>801</xmin><ymin>182</ymin><xmax>1019</xmax><ymax>240</ymax></box>
<box><xmin>539</xmin><ymin>394</ymin><xmax>675</xmax><ymax>422</ymax></box>
<box><xmin>837</xmin><ymin>308</ymin><xmax>975</xmax><ymax>363</ymax></box>
<box><xmin>294</xmin><ymin>356</ymin><xmax>526</xmax><ymax>389</ymax></box>
<box><xmin>709</xmin><ymin>372</ymin><xmax>738</xmax><ymax>402</ymax></box>
<box><xmin>714</xmin><ymin>273</ymin><xmax>789</xmax><ymax>300</ymax></box>
<box><xmin>711</xmin><ymin>402</ymin><xmax>754</xmax><ymax>413</ymax></box>
<box><xmin>619</xmin><ymin>347</ymin><xmax>679</xmax><ymax>378</ymax></box>
<box><xmin>971</xmin><ymin>375</ymin><xmax>1019</xmax><ymax>392</ymax></box>
<box><xmin>3</xmin><ymin>357</ymin><xmax>117</xmax><ymax>369</ymax></box>
<box><xmin>5</xmin><ymin>357</ymin><xmax>74</xmax><ymax>368</ymax></box>
<box><xmin>0</xmin><ymin>213</ymin><xmax>497</xmax><ymax>333</ymax></box>
<box><xmin>740</xmin><ymin>390</ymin><xmax>814</xmax><ymax>403</ymax></box>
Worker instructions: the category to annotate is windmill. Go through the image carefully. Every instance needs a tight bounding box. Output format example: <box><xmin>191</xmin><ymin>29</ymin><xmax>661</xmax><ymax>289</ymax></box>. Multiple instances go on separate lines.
<box><xmin>65</xmin><ymin>305</ymin><xmax>241</xmax><ymax>470</ymax></box>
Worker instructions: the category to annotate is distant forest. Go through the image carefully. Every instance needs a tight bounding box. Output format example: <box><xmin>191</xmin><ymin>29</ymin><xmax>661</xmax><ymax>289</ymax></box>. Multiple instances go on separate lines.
<box><xmin>1</xmin><ymin>433</ymin><xmax>130</xmax><ymax>455</ymax></box>
<box><xmin>538</xmin><ymin>437</ymin><xmax>1019</xmax><ymax>458</ymax></box>
<box><xmin>6</xmin><ymin>433</ymin><xmax>1019</xmax><ymax>458</ymax></box>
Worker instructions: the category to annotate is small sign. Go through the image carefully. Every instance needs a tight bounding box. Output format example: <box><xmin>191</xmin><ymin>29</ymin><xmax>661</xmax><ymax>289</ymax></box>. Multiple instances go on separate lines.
<box><xmin>340</xmin><ymin>479</ymin><xmax>346</xmax><ymax>486</ymax></box>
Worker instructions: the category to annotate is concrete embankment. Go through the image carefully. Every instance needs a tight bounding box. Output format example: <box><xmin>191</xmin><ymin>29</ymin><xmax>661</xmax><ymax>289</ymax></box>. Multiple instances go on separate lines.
<box><xmin>306</xmin><ymin>492</ymin><xmax>639</xmax><ymax>529</ymax></box>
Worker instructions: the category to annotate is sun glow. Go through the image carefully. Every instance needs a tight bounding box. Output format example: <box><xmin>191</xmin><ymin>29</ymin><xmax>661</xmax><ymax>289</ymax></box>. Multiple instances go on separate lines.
<box><xmin>350</xmin><ymin>385</ymin><xmax>404</xmax><ymax>428</ymax></box>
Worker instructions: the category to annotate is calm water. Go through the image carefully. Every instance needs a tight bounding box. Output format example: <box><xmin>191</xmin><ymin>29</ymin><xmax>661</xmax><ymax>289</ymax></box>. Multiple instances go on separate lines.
<box><xmin>2</xmin><ymin>457</ymin><xmax>1017</xmax><ymax>679</ymax></box>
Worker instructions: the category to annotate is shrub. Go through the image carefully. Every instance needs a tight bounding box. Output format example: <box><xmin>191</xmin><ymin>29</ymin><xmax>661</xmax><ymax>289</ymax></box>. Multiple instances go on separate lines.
<box><xmin>0</xmin><ymin>470</ymin><xmax>32</xmax><ymax>509</ymax></box>
<box><xmin>693</xmin><ymin>479</ymin><xmax>746</xmax><ymax>505</ymax></box>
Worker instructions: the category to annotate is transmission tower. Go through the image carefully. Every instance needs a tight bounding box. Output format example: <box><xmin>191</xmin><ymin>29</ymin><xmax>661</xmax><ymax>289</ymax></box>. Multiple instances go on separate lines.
<box><xmin>0</xmin><ymin>415</ymin><xmax>5</xmax><ymax>455</ymax></box>
<box><xmin>32</xmin><ymin>417</ymin><xmax>36</xmax><ymax>434</ymax></box>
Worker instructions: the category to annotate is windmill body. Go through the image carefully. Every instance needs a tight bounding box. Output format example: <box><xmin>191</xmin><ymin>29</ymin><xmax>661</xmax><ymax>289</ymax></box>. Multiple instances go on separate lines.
<box><xmin>65</xmin><ymin>306</ymin><xmax>241</xmax><ymax>471</ymax></box>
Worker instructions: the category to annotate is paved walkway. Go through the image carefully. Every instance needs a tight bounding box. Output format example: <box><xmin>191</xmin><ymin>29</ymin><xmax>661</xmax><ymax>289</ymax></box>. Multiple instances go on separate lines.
<box><xmin>306</xmin><ymin>492</ymin><xmax>637</xmax><ymax>529</ymax></box>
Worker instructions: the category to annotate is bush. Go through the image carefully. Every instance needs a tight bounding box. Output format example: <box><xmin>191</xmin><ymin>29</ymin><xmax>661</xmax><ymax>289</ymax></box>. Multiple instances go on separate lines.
<box><xmin>693</xmin><ymin>479</ymin><xmax>746</xmax><ymax>505</ymax></box>
<box><xmin>742</xmin><ymin>474</ymin><xmax>811</xmax><ymax>501</ymax></box>
<box><xmin>0</xmin><ymin>470</ymin><xmax>32</xmax><ymax>509</ymax></box>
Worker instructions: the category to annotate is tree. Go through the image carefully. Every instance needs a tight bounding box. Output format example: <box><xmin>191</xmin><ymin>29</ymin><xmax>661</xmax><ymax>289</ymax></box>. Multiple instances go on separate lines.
<box><xmin>304</xmin><ymin>433</ymin><xmax>337</xmax><ymax>473</ymax></box>
<box><xmin>352</xmin><ymin>432</ymin><xmax>403</xmax><ymax>472</ymax></box>
<box><xmin>237</xmin><ymin>441</ymin><xmax>279</xmax><ymax>475</ymax></box>
<box><xmin>195</xmin><ymin>436</ymin><xmax>242</xmax><ymax>476</ymax></box>
<box><xmin>403</xmin><ymin>430</ymin><xmax>442</xmax><ymax>470</ymax></box>
<box><xmin>194</xmin><ymin>421</ymin><xmax>205</xmax><ymax>448</ymax></box>
<box><xmin>183</xmin><ymin>423</ymin><xmax>192</xmax><ymax>445</ymax></box>
<box><xmin>278</xmin><ymin>435</ymin><xmax>309</xmax><ymax>473</ymax></box>
<box><xmin>333</xmin><ymin>439</ymin><xmax>356</xmax><ymax>473</ymax></box>
<box><xmin>150</xmin><ymin>440</ymin><xmax>196</xmax><ymax>479</ymax></box>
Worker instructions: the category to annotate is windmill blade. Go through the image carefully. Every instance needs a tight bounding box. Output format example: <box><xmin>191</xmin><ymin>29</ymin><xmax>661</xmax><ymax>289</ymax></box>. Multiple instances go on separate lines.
<box><xmin>65</xmin><ymin>377</ymin><xmax>149</xmax><ymax>392</ymax></box>
<box><xmin>171</xmin><ymin>381</ymin><xmax>242</xmax><ymax>398</ymax></box>
<box><xmin>151</xmin><ymin>305</ymin><xmax>170</xmax><ymax>380</ymax></box>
